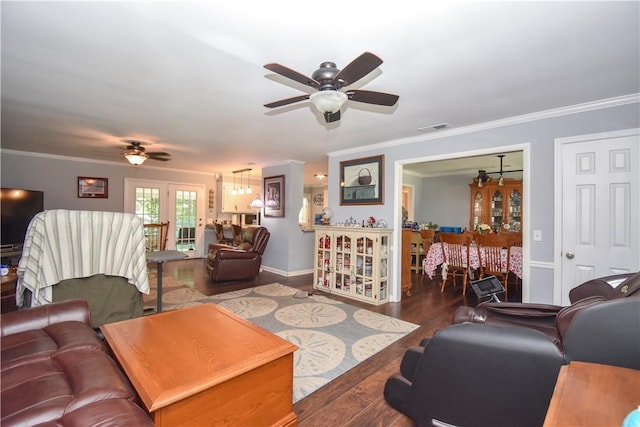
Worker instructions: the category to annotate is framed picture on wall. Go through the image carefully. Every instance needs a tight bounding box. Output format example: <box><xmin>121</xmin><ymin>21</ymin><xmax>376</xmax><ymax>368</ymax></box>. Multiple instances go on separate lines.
<box><xmin>340</xmin><ymin>155</ymin><xmax>384</xmax><ymax>205</ymax></box>
<box><xmin>78</xmin><ymin>176</ymin><xmax>108</xmax><ymax>198</ymax></box>
<box><xmin>264</xmin><ymin>175</ymin><xmax>285</xmax><ymax>217</ymax></box>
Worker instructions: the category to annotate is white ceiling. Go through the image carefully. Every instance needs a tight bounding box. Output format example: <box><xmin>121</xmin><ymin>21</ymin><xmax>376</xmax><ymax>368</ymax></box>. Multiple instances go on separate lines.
<box><xmin>1</xmin><ymin>2</ymin><xmax>638</xmax><ymax>184</ymax></box>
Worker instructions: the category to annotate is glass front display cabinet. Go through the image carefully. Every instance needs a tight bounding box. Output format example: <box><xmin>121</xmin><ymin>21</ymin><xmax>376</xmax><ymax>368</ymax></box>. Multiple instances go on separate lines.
<box><xmin>313</xmin><ymin>226</ymin><xmax>392</xmax><ymax>305</ymax></box>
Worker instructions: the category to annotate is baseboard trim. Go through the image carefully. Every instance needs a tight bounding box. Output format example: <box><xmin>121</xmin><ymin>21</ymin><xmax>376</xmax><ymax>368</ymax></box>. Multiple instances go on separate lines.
<box><xmin>261</xmin><ymin>266</ymin><xmax>313</xmax><ymax>277</ymax></box>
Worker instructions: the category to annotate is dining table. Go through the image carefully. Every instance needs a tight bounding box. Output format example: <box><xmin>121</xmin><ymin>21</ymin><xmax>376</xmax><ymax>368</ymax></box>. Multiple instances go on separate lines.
<box><xmin>423</xmin><ymin>242</ymin><xmax>523</xmax><ymax>280</ymax></box>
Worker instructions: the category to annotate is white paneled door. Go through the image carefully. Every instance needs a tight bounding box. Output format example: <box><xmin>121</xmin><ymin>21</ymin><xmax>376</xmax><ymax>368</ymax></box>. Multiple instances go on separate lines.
<box><xmin>558</xmin><ymin>129</ymin><xmax>639</xmax><ymax>305</ymax></box>
<box><xmin>124</xmin><ymin>178</ymin><xmax>205</xmax><ymax>258</ymax></box>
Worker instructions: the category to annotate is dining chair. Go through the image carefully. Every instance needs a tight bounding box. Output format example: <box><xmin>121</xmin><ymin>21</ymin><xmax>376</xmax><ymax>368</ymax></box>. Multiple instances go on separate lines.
<box><xmin>231</xmin><ymin>224</ymin><xmax>243</xmax><ymax>246</ymax></box>
<box><xmin>213</xmin><ymin>222</ymin><xmax>234</xmax><ymax>245</ymax></box>
<box><xmin>439</xmin><ymin>232</ymin><xmax>473</xmax><ymax>295</ymax></box>
<box><xmin>475</xmin><ymin>233</ymin><xmax>511</xmax><ymax>298</ymax></box>
<box><xmin>420</xmin><ymin>229</ymin><xmax>436</xmax><ymax>280</ymax></box>
<box><xmin>507</xmin><ymin>232</ymin><xmax>523</xmax><ymax>247</ymax></box>
<box><xmin>144</xmin><ymin>222</ymin><xmax>169</xmax><ymax>251</ymax></box>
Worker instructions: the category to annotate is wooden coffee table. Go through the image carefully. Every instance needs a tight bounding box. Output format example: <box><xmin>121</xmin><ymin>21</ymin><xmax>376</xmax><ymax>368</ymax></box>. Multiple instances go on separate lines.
<box><xmin>101</xmin><ymin>303</ymin><xmax>298</xmax><ymax>427</ymax></box>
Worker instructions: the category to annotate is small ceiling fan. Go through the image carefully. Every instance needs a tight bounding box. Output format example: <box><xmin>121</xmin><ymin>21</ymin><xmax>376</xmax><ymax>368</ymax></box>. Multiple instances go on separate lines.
<box><xmin>264</xmin><ymin>52</ymin><xmax>399</xmax><ymax>123</ymax></box>
<box><xmin>122</xmin><ymin>140</ymin><xmax>171</xmax><ymax>165</ymax></box>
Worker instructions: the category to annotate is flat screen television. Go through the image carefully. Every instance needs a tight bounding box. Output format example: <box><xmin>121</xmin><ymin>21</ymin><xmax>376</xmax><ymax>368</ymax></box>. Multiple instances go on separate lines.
<box><xmin>1</xmin><ymin>188</ymin><xmax>44</xmax><ymax>251</ymax></box>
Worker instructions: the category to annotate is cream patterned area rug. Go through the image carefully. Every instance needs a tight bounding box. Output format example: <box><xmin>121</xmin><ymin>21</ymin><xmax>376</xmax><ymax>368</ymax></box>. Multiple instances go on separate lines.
<box><xmin>145</xmin><ymin>281</ymin><xmax>418</xmax><ymax>403</ymax></box>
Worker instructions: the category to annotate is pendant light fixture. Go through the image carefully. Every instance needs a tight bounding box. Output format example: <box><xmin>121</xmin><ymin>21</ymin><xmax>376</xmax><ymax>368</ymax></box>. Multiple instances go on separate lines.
<box><xmin>231</xmin><ymin>171</ymin><xmax>237</xmax><ymax>195</ymax></box>
<box><xmin>231</xmin><ymin>168</ymin><xmax>253</xmax><ymax>196</ymax></box>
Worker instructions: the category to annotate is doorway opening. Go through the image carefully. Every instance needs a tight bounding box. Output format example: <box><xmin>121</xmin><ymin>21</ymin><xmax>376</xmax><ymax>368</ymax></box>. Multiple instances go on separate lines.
<box><xmin>394</xmin><ymin>145</ymin><xmax>529</xmax><ymax>303</ymax></box>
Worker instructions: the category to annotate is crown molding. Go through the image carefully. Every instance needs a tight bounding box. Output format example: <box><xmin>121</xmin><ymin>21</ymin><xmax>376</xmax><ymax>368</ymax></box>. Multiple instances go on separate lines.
<box><xmin>0</xmin><ymin>148</ymin><xmax>218</xmax><ymax>177</ymax></box>
<box><xmin>329</xmin><ymin>94</ymin><xmax>640</xmax><ymax>157</ymax></box>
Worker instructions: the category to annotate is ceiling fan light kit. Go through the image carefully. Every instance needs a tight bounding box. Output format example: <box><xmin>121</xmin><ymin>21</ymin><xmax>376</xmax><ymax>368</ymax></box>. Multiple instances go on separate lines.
<box><xmin>125</xmin><ymin>153</ymin><xmax>148</xmax><ymax>165</ymax></box>
<box><xmin>122</xmin><ymin>140</ymin><xmax>171</xmax><ymax>165</ymax></box>
<box><xmin>264</xmin><ymin>52</ymin><xmax>398</xmax><ymax>123</ymax></box>
<box><xmin>309</xmin><ymin>91</ymin><xmax>348</xmax><ymax>114</ymax></box>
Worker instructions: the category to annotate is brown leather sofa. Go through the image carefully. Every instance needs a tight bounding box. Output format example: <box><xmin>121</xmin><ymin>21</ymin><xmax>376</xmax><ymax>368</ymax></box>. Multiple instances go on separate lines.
<box><xmin>1</xmin><ymin>299</ymin><xmax>153</xmax><ymax>427</ymax></box>
<box><xmin>451</xmin><ymin>272</ymin><xmax>640</xmax><ymax>349</ymax></box>
<box><xmin>207</xmin><ymin>226</ymin><xmax>270</xmax><ymax>282</ymax></box>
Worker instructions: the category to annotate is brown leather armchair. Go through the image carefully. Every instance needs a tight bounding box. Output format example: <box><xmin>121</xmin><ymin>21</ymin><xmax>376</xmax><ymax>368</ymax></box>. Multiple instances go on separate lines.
<box><xmin>206</xmin><ymin>226</ymin><xmax>270</xmax><ymax>282</ymax></box>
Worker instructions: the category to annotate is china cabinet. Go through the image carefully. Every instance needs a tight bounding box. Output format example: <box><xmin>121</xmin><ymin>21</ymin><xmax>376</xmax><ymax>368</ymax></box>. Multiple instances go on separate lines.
<box><xmin>469</xmin><ymin>180</ymin><xmax>523</xmax><ymax>232</ymax></box>
<box><xmin>313</xmin><ymin>226</ymin><xmax>392</xmax><ymax>305</ymax></box>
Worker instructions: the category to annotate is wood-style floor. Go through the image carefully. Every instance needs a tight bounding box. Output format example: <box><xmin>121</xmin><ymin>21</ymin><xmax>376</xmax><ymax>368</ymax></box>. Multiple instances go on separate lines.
<box><xmin>163</xmin><ymin>258</ymin><xmax>522</xmax><ymax>426</ymax></box>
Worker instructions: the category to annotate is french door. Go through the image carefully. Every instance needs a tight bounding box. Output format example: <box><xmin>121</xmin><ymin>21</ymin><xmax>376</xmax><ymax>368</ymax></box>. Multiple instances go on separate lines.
<box><xmin>124</xmin><ymin>178</ymin><xmax>206</xmax><ymax>258</ymax></box>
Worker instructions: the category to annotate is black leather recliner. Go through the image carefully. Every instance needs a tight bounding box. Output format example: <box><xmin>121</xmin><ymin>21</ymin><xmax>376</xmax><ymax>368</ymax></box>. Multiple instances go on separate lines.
<box><xmin>452</xmin><ymin>272</ymin><xmax>639</xmax><ymax>348</ymax></box>
<box><xmin>383</xmin><ymin>297</ymin><xmax>640</xmax><ymax>427</ymax></box>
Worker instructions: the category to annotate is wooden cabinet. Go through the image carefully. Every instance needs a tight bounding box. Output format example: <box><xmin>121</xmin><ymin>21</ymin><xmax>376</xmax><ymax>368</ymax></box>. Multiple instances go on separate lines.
<box><xmin>313</xmin><ymin>226</ymin><xmax>392</xmax><ymax>305</ymax></box>
<box><xmin>469</xmin><ymin>180</ymin><xmax>523</xmax><ymax>232</ymax></box>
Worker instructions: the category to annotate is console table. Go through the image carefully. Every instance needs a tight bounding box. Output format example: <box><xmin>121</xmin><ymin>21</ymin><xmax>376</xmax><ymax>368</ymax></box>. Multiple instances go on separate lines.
<box><xmin>544</xmin><ymin>361</ymin><xmax>639</xmax><ymax>426</ymax></box>
<box><xmin>101</xmin><ymin>303</ymin><xmax>298</xmax><ymax>427</ymax></box>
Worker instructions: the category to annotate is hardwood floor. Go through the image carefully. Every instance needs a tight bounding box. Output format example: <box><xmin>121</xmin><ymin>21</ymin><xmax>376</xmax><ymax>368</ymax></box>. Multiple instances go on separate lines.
<box><xmin>162</xmin><ymin>258</ymin><xmax>522</xmax><ymax>426</ymax></box>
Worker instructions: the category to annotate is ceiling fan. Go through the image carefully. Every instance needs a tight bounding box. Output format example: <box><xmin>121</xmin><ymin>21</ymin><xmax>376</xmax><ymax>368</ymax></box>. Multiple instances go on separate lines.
<box><xmin>474</xmin><ymin>154</ymin><xmax>524</xmax><ymax>187</ymax></box>
<box><xmin>263</xmin><ymin>52</ymin><xmax>399</xmax><ymax>123</ymax></box>
<box><xmin>122</xmin><ymin>140</ymin><xmax>171</xmax><ymax>165</ymax></box>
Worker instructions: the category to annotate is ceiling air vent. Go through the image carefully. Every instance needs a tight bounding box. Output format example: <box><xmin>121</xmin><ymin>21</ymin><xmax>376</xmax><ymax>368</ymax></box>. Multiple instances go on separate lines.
<box><xmin>417</xmin><ymin>123</ymin><xmax>452</xmax><ymax>133</ymax></box>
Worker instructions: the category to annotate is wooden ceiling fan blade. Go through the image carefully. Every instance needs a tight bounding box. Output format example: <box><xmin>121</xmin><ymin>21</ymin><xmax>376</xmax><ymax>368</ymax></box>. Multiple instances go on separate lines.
<box><xmin>324</xmin><ymin>110</ymin><xmax>341</xmax><ymax>123</ymax></box>
<box><xmin>347</xmin><ymin>89</ymin><xmax>399</xmax><ymax>106</ymax></box>
<box><xmin>147</xmin><ymin>151</ymin><xmax>170</xmax><ymax>157</ymax></box>
<box><xmin>264</xmin><ymin>94</ymin><xmax>310</xmax><ymax>108</ymax></box>
<box><xmin>148</xmin><ymin>155</ymin><xmax>171</xmax><ymax>161</ymax></box>
<box><xmin>333</xmin><ymin>52</ymin><xmax>382</xmax><ymax>86</ymax></box>
<box><xmin>264</xmin><ymin>63</ymin><xmax>319</xmax><ymax>88</ymax></box>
